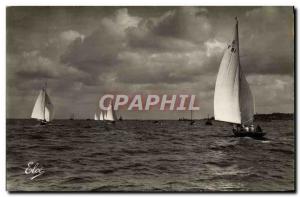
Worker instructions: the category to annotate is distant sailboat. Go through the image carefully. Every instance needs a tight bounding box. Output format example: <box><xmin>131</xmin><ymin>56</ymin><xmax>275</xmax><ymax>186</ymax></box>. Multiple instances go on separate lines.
<box><xmin>214</xmin><ymin>17</ymin><xmax>265</xmax><ymax>138</ymax></box>
<box><xmin>31</xmin><ymin>83</ymin><xmax>54</xmax><ymax>125</ymax></box>
<box><xmin>70</xmin><ymin>113</ymin><xmax>75</xmax><ymax>120</ymax></box>
<box><xmin>190</xmin><ymin>110</ymin><xmax>195</xmax><ymax>125</ymax></box>
<box><xmin>95</xmin><ymin>100</ymin><xmax>117</xmax><ymax>123</ymax></box>
<box><xmin>205</xmin><ymin>114</ymin><xmax>212</xmax><ymax>125</ymax></box>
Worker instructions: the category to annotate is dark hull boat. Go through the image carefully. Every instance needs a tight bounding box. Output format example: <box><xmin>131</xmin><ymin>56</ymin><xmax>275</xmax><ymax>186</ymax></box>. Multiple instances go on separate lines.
<box><xmin>205</xmin><ymin>121</ymin><xmax>212</xmax><ymax>125</ymax></box>
<box><xmin>233</xmin><ymin>128</ymin><xmax>266</xmax><ymax>138</ymax></box>
<box><xmin>205</xmin><ymin>119</ymin><xmax>212</xmax><ymax>125</ymax></box>
<box><xmin>205</xmin><ymin>115</ymin><xmax>213</xmax><ymax>125</ymax></box>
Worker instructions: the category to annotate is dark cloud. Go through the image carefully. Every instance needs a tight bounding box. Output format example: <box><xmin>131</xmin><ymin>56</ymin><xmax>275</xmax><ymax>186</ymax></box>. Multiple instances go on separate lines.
<box><xmin>152</xmin><ymin>7</ymin><xmax>212</xmax><ymax>42</ymax></box>
<box><xmin>240</xmin><ymin>7</ymin><xmax>294</xmax><ymax>75</ymax></box>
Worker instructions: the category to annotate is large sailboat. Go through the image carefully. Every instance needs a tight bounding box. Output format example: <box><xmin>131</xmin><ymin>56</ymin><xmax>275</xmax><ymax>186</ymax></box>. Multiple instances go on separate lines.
<box><xmin>214</xmin><ymin>18</ymin><xmax>265</xmax><ymax>138</ymax></box>
<box><xmin>31</xmin><ymin>83</ymin><xmax>54</xmax><ymax>125</ymax></box>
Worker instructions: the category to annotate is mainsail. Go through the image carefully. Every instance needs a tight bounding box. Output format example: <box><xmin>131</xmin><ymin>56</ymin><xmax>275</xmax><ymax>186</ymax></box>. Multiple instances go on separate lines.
<box><xmin>214</xmin><ymin>18</ymin><xmax>254</xmax><ymax>125</ymax></box>
<box><xmin>31</xmin><ymin>88</ymin><xmax>54</xmax><ymax>122</ymax></box>
<box><xmin>94</xmin><ymin>112</ymin><xmax>99</xmax><ymax>120</ymax></box>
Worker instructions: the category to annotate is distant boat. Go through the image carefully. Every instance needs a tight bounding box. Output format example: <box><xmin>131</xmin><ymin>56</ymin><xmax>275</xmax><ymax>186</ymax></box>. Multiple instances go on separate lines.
<box><xmin>70</xmin><ymin>113</ymin><xmax>75</xmax><ymax>120</ymax></box>
<box><xmin>205</xmin><ymin>114</ymin><xmax>212</xmax><ymax>125</ymax></box>
<box><xmin>153</xmin><ymin>120</ymin><xmax>159</xmax><ymax>124</ymax></box>
<box><xmin>190</xmin><ymin>110</ymin><xmax>195</xmax><ymax>125</ymax></box>
<box><xmin>214</xmin><ymin>17</ymin><xmax>265</xmax><ymax>138</ymax></box>
<box><xmin>31</xmin><ymin>83</ymin><xmax>54</xmax><ymax>125</ymax></box>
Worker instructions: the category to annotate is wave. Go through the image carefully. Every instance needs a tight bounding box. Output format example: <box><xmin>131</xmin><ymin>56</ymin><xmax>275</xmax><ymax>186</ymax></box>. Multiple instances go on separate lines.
<box><xmin>63</xmin><ymin>176</ymin><xmax>95</xmax><ymax>184</ymax></box>
<box><xmin>268</xmin><ymin>148</ymin><xmax>294</xmax><ymax>155</ymax></box>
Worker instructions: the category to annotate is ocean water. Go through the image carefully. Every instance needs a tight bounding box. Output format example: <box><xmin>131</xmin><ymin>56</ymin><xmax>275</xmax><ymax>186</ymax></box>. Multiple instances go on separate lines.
<box><xmin>6</xmin><ymin>119</ymin><xmax>295</xmax><ymax>192</ymax></box>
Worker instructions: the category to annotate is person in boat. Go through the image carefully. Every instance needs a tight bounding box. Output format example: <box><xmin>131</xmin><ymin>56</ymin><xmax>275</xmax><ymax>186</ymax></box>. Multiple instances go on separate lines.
<box><xmin>242</xmin><ymin>124</ymin><xmax>249</xmax><ymax>132</ymax></box>
<box><xmin>256</xmin><ymin>125</ymin><xmax>262</xmax><ymax>133</ymax></box>
<box><xmin>233</xmin><ymin>124</ymin><xmax>240</xmax><ymax>131</ymax></box>
<box><xmin>250</xmin><ymin>125</ymin><xmax>255</xmax><ymax>132</ymax></box>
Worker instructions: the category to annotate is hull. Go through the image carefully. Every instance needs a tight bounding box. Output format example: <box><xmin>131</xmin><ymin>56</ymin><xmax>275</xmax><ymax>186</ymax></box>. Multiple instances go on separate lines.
<box><xmin>40</xmin><ymin>120</ymin><xmax>48</xmax><ymax>125</ymax></box>
<box><xmin>205</xmin><ymin>120</ymin><xmax>212</xmax><ymax>125</ymax></box>
<box><xmin>233</xmin><ymin>128</ymin><xmax>266</xmax><ymax>138</ymax></box>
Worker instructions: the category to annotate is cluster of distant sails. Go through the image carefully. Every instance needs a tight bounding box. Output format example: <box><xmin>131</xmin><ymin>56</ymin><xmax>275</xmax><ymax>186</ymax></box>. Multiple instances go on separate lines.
<box><xmin>30</xmin><ymin>85</ymin><xmax>118</xmax><ymax>124</ymax></box>
<box><xmin>94</xmin><ymin>101</ymin><xmax>117</xmax><ymax>121</ymax></box>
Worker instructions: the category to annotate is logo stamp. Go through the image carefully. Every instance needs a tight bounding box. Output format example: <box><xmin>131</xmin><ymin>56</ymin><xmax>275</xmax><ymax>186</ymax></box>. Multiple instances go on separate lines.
<box><xmin>24</xmin><ymin>161</ymin><xmax>45</xmax><ymax>180</ymax></box>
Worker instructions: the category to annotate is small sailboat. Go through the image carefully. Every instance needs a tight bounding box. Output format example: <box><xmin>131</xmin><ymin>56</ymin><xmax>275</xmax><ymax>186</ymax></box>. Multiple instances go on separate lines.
<box><xmin>95</xmin><ymin>100</ymin><xmax>117</xmax><ymax>123</ymax></box>
<box><xmin>190</xmin><ymin>110</ymin><xmax>195</xmax><ymax>125</ymax></box>
<box><xmin>70</xmin><ymin>113</ymin><xmax>75</xmax><ymax>120</ymax></box>
<box><xmin>205</xmin><ymin>114</ymin><xmax>212</xmax><ymax>125</ymax></box>
<box><xmin>31</xmin><ymin>83</ymin><xmax>54</xmax><ymax>125</ymax></box>
<box><xmin>94</xmin><ymin>112</ymin><xmax>99</xmax><ymax>120</ymax></box>
<box><xmin>214</xmin><ymin>17</ymin><xmax>265</xmax><ymax>138</ymax></box>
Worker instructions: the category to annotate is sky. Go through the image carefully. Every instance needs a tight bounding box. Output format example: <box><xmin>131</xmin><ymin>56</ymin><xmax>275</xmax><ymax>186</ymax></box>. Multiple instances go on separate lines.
<box><xmin>6</xmin><ymin>6</ymin><xmax>294</xmax><ymax>119</ymax></box>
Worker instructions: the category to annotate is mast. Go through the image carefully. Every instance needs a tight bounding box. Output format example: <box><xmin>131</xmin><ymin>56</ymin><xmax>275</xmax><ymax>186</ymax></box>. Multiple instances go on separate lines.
<box><xmin>235</xmin><ymin>17</ymin><xmax>241</xmax><ymax>125</ymax></box>
<box><xmin>235</xmin><ymin>17</ymin><xmax>239</xmax><ymax>56</ymax></box>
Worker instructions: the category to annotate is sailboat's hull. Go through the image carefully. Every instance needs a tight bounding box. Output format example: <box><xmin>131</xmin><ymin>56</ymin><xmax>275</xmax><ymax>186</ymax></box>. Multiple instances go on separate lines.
<box><xmin>40</xmin><ymin>120</ymin><xmax>48</xmax><ymax>126</ymax></box>
<box><xmin>205</xmin><ymin>120</ymin><xmax>212</xmax><ymax>125</ymax></box>
<box><xmin>233</xmin><ymin>129</ymin><xmax>266</xmax><ymax>138</ymax></box>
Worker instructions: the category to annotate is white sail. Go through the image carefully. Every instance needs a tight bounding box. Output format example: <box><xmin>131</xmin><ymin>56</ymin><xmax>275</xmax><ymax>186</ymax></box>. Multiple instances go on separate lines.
<box><xmin>214</xmin><ymin>18</ymin><xmax>254</xmax><ymax>125</ymax></box>
<box><xmin>31</xmin><ymin>89</ymin><xmax>54</xmax><ymax>122</ymax></box>
<box><xmin>99</xmin><ymin>111</ymin><xmax>104</xmax><ymax>120</ymax></box>
<box><xmin>105</xmin><ymin>101</ymin><xmax>117</xmax><ymax>121</ymax></box>
<box><xmin>239</xmin><ymin>66</ymin><xmax>255</xmax><ymax>124</ymax></box>
<box><xmin>94</xmin><ymin>112</ymin><xmax>99</xmax><ymax>120</ymax></box>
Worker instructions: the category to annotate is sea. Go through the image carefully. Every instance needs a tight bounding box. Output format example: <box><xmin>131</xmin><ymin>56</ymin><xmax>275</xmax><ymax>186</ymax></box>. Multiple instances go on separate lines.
<box><xmin>6</xmin><ymin>119</ymin><xmax>295</xmax><ymax>192</ymax></box>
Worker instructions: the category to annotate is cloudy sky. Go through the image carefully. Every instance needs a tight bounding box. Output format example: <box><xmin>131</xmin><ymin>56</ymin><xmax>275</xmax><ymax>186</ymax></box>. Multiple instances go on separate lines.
<box><xmin>7</xmin><ymin>6</ymin><xmax>294</xmax><ymax>119</ymax></box>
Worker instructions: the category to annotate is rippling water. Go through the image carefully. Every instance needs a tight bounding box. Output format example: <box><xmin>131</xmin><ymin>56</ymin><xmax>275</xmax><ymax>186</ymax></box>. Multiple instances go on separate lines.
<box><xmin>6</xmin><ymin>119</ymin><xmax>294</xmax><ymax>192</ymax></box>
